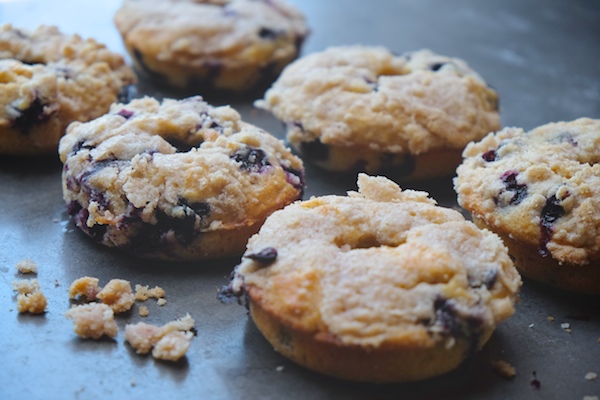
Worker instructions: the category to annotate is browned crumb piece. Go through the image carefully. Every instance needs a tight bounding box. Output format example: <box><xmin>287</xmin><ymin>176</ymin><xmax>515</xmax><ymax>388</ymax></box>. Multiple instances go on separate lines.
<box><xmin>157</xmin><ymin>298</ymin><xmax>167</xmax><ymax>306</ymax></box>
<box><xmin>492</xmin><ymin>359</ymin><xmax>517</xmax><ymax>379</ymax></box>
<box><xmin>134</xmin><ymin>284</ymin><xmax>166</xmax><ymax>301</ymax></box>
<box><xmin>583</xmin><ymin>396</ymin><xmax>599</xmax><ymax>400</ymax></box>
<box><xmin>12</xmin><ymin>279</ymin><xmax>47</xmax><ymax>314</ymax></box>
<box><xmin>65</xmin><ymin>303</ymin><xmax>118</xmax><ymax>339</ymax></box>
<box><xmin>15</xmin><ymin>258</ymin><xmax>37</xmax><ymax>274</ymax></box>
<box><xmin>139</xmin><ymin>305</ymin><xmax>149</xmax><ymax>317</ymax></box>
<box><xmin>585</xmin><ymin>372</ymin><xmax>598</xmax><ymax>381</ymax></box>
<box><xmin>547</xmin><ymin>316</ymin><xmax>554</xmax><ymax>321</ymax></box>
<box><xmin>69</xmin><ymin>276</ymin><xmax>101</xmax><ymax>301</ymax></box>
<box><xmin>125</xmin><ymin>314</ymin><xmax>195</xmax><ymax>361</ymax></box>
<box><xmin>96</xmin><ymin>279</ymin><xmax>135</xmax><ymax>313</ymax></box>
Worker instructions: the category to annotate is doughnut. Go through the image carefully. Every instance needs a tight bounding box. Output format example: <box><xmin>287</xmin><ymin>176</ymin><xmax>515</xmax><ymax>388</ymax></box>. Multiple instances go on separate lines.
<box><xmin>255</xmin><ymin>46</ymin><xmax>500</xmax><ymax>180</ymax></box>
<box><xmin>229</xmin><ymin>174</ymin><xmax>521</xmax><ymax>382</ymax></box>
<box><xmin>59</xmin><ymin>96</ymin><xmax>305</xmax><ymax>261</ymax></box>
<box><xmin>0</xmin><ymin>24</ymin><xmax>137</xmax><ymax>154</ymax></box>
<box><xmin>114</xmin><ymin>0</ymin><xmax>308</xmax><ymax>93</ymax></box>
<box><xmin>455</xmin><ymin>118</ymin><xmax>600</xmax><ymax>294</ymax></box>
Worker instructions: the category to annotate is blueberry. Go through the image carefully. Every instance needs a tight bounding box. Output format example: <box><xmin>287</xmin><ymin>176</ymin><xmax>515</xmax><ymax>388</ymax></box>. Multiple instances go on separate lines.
<box><xmin>12</xmin><ymin>97</ymin><xmax>55</xmax><ymax>133</ymax></box>
<box><xmin>299</xmin><ymin>139</ymin><xmax>328</xmax><ymax>161</ymax></box>
<box><xmin>430</xmin><ymin>62</ymin><xmax>445</xmax><ymax>71</ymax></box>
<box><xmin>178</xmin><ymin>197</ymin><xmax>210</xmax><ymax>218</ymax></box>
<box><xmin>482</xmin><ymin>150</ymin><xmax>497</xmax><ymax>162</ymax></box>
<box><xmin>468</xmin><ymin>269</ymin><xmax>498</xmax><ymax>289</ymax></box>
<box><xmin>258</xmin><ymin>27</ymin><xmax>279</xmax><ymax>40</ymax></box>
<box><xmin>71</xmin><ymin>141</ymin><xmax>95</xmax><ymax>154</ymax></box>
<box><xmin>231</xmin><ymin>146</ymin><xmax>271</xmax><ymax>172</ymax></box>
<box><xmin>246</xmin><ymin>247</ymin><xmax>278</xmax><ymax>264</ymax></box>
<box><xmin>539</xmin><ymin>195</ymin><xmax>566</xmax><ymax>257</ymax></box>
<box><xmin>428</xmin><ymin>297</ymin><xmax>484</xmax><ymax>338</ymax></box>
<box><xmin>282</xmin><ymin>165</ymin><xmax>305</xmax><ymax>197</ymax></box>
<box><xmin>501</xmin><ymin>171</ymin><xmax>528</xmax><ymax>205</ymax></box>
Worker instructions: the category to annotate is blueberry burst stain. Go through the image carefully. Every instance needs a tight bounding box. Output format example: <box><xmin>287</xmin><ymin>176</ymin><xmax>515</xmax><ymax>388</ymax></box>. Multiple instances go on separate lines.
<box><xmin>245</xmin><ymin>247</ymin><xmax>278</xmax><ymax>265</ymax></box>
<box><xmin>501</xmin><ymin>170</ymin><xmax>528</xmax><ymax>205</ymax></box>
<box><xmin>481</xmin><ymin>150</ymin><xmax>497</xmax><ymax>162</ymax></box>
<box><xmin>539</xmin><ymin>195</ymin><xmax>566</xmax><ymax>257</ymax></box>
<box><xmin>13</xmin><ymin>97</ymin><xmax>55</xmax><ymax>133</ymax></box>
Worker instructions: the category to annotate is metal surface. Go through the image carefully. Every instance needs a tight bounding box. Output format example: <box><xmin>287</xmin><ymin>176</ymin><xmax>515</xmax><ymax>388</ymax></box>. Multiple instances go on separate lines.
<box><xmin>1</xmin><ymin>1</ymin><xmax>599</xmax><ymax>399</ymax></box>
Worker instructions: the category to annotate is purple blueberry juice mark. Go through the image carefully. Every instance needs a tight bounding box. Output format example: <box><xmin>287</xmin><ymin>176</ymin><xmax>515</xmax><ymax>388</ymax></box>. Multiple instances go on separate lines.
<box><xmin>556</xmin><ymin>131</ymin><xmax>578</xmax><ymax>146</ymax></box>
<box><xmin>427</xmin><ymin>297</ymin><xmax>484</xmax><ymax>338</ymax></box>
<box><xmin>530</xmin><ymin>371</ymin><xmax>541</xmax><ymax>390</ymax></box>
<box><xmin>12</xmin><ymin>97</ymin><xmax>56</xmax><ymax>133</ymax></box>
<box><xmin>231</xmin><ymin>147</ymin><xmax>271</xmax><ymax>172</ymax></box>
<box><xmin>482</xmin><ymin>150</ymin><xmax>497</xmax><ymax>162</ymax></box>
<box><xmin>539</xmin><ymin>195</ymin><xmax>566</xmax><ymax>257</ymax></box>
<box><xmin>246</xmin><ymin>247</ymin><xmax>278</xmax><ymax>265</ymax></box>
<box><xmin>117</xmin><ymin>109</ymin><xmax>134</xmax><ymax>119</ymax></box>
<box><xmin>501</xmin><ymin>170</ymin><xmax>528</xmax><ymax>205</ymax></box>
<box><xmin>300</xmin><ymin>139</ymin><xmax>328</xmax><ymax>161</ymax></box>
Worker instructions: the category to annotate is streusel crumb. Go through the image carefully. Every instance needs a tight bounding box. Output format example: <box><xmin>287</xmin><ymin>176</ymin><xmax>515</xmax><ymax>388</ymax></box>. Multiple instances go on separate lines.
<box><xmin>12</xmin><ymin>279</ymin><xmax>46</xmax><ymax>314</ymax></box>
<box><xmin>69</xmin><ymin>276</ymin><xmax>101</xmax><ymax>301</ymax></box>
<box><xmin>15</xmin><ymin>258</ymin><xmax>37</xmax><ymax>274</ymax></box>
<box><xmin>65</xmin><ymin>303</ymin><xmax>118</xmax><ymax>339</ymax></box>
<box><xmin>134</xmin><ymin>284</ymin><xmax>165</xmax><ymax>301</ymax></box>
<box><xmin>96</xmin><ymin>279</ymin><xmax>135</xmax><ymax>313</ymax></box>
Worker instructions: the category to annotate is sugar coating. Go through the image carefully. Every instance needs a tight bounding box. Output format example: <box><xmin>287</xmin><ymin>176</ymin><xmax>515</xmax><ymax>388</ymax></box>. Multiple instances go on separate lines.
<box><xmin>233</xmin><ymin>174</ymin><xmax>521</xmax><ymax>348</ymax></box>
<box><xmin>69</xmin><ymin>276</ymin><xmax>101</xmax><ymax>301</ymax></box>
<box><xmin>125</xmin><ymin>314</ymin><xmax>195</xmax><ymax>361</ymax></box>
<box><xmin>59</xmin><ymin>96</ymin><xmax>304</xmax><ymax>260</ymax></box>
<box><xmin>256</xmin><ymin>46</ymin><xmax>499</xmax><ymax>159</ymax></box>
<box><xmin>96</xmin><ymin>279</ymin><xmax>135</xmax><ymax>313</ymax></box>
<box><xmin>455</xmin><ymin>118</ymin><xmax>600</xmax><ymax>266</ymax></box>
<box><xmin>12</xmin><ymin>279</ymin><xmax>47</xmax><ymax>314</ymax></box>
<box><xmin>0</xmin><ymin>24</ymin><xmax>136</xmax><ymax>154</ymax></box>
<box><xmin>114</xmin><ymin>0</ymin><xmax>307</xmax><ymax>91</ymax></box>
<box><xmin>15</xmin><ymin>258</ymin><xmax>38</xmax><ymax>274</ymax></box>
<box><xmin>65</xmin><ymin>303</ymin><xmax>118</xmax><ymax>339</ymax></box>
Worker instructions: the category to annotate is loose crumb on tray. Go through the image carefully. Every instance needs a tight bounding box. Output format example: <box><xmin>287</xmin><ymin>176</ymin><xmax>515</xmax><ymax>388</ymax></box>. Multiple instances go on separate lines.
<box><xmin>134</xmin><ymin>284</ymin><xmax>166</xmax><ymax>301</ymax></box>
<box><xmin>96</xmin><ymin>279</ymin><xmax>135</xmax><ymax>313</ymax></box>
<box><xmin>15</xmin><ymin>258</ymin><xmax>37</xmax><ymax>274</ymax></box>
<box><xmin>492</xmin><ymin>359</ymin><xmax>516</xmax><ymax>379</ymax></box>
<box><xmin>125</xmin><ymin>313</ymin><xmax>195</xmax><ymax>361</ymax></box>
<box><xmin>139</xmin><ymin>305</ymin><xmax>149</xmax><ymax>317</ymax></box>
<box><xmin>65</xmin><ymin>303</ymin><xmax>118</xmax><ymax>339</ymax></box>
<box><xmin>585</xmin><ymin>372</ymin><xmax>598</xmax><ymax>381</ymax></box>
<box><xmin>583</xmin><ymin>396</ymin><xmax>599</xmax><ymax>400</ymax></box>
<box><xmin>157</xmin><ymin>298</ymin><xmax>167</xmax><ymax>306</ymax></box>
<box><xmin>12</xmin><ymin>279</ymin><xmax>47</xmax><ymax>314</ymax></box>
<box><xmin>69</xmin><ymin>276</ymin><xmax>101</xmax><ymax>301</ymax></box>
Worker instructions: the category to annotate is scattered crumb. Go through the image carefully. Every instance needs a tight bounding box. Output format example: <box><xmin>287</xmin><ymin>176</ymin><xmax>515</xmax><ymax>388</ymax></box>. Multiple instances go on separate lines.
<box><xmin>547</xmin><ymin>316</ymin><xmax>554</xmax><ymax>321</ymax></box>
<box><xmin>96</xmin><ymin>279</ymin><xmax>135</xmax><ymax>313</ymax></box>
<box><xmin>15</xmin><ymin>258</ymin><xmax>37</xmax><ymax>274</ymax></box>
<box><xmin>139</xmin><ymin>305</ymin><xmax>149</xmax><ymax>317</ymax></box>
<box><xmin>583</xmin><ymin>396</ymin><xmax>599</xmax><ymax>400</ymax></box>
<box><xmin>276</xmin><ymin>366</ymin><xmax>285</xmax><ymax>373</ymax></box>
<box><xmin>12</xmin><ymin>279</ymin><xmax>47</xmax><ymax>314</ymax></box>
<box><xmin>65</xmin><ymin>303</ymin><xmax>118</xmax><ymax>339</ymax></box>
<box><xmin>54</xmin><ymin>279</ymin><xmax>60</xmax><ymax>287</ymax></box>
<box><xmin>565</xmin><ymin>328</ymin><xmax>572</xmax><ymax>334</ymax></box>
<box><xmin>597</xmin><ymin>338</ymin><xmax>600</xmax><ymax>344</ymax></box>
<box><xmin>157</xmin><ymin>298</ymin><xmax>167</xmax><ymax>307</ymax></box>
<box><xmin>561</xmin><ymin>322</ymin><xmax>571</xmax><ymax>330</ymax></box>
<box><xmin>134</xmin><ymin>284</ymin><xmax>165</xmax><ymax>301</ymax></box>
<box><xmin>130</xmin><ymin>379</ymin><xmax>136</xmax><ymax>388</ymax></box>
<box><xmin>492</xmin><ymin>359</ymin><xmax>516</xmax><ymax>379</ymax></box>
<box><xmin>530</xmin><ymin>371</ymin><xmax>541</xmax><ymax>390</ymax></box>
<box><xmin>69</xmin><ymin>276</ymin><xmax>101</xmax><ymax>301</ymax></box>
<box><xmin>528</xmin><ymin>323</ymin><xmax>534</xmax><ymax>328</ymax></box>
<box><xmin>125</xmin><ymin>314</ymin><xmax>195</xmax><ymax>361</ymax></box>
<box><xmin>52</xmin><ymin>218</ymin><xmax>59</xmax><ymax>223</ymax></box>
<box><xmin>585</xmin><ymin>372</ymin><xmax>598</xmax><ymax>381</ymax></box>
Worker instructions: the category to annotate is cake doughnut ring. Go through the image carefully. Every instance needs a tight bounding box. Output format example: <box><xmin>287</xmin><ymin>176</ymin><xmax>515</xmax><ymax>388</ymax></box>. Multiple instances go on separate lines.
<box><xmin>255</xmin><ymin>46</ymin><xmax>500</xmax><ymax>179</ymax></box>
<box><xmin>114</xmin><ymin>0</ymin><xmax>308</xmax><ymax>93</ymax></box>
<box><xmin>455</xmin><ymin>118</ymin><xmax>600</xmax><ymax>294</ymax></box>
<box><xmin>0</xmin><ymin>24</ymin><xmax>136</xmax><ymax>154</ymax></box>
<box><xmin>229</xmin><ymin>174</ymin><xmax>521</xmax><ymax>382</ymax></box>
<box><xmin>59</xmin><ymin>96</ymin><xmax>305</xmax><ymax>261</ymax></box>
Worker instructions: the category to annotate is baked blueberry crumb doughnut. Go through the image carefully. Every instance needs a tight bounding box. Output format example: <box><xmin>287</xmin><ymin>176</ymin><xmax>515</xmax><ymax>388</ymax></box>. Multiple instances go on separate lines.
<box><xmin>455</xmin><ymin>118</ymin><xmax>600</xmax><ymax>294</ymax></box>
<box><xmin>229</xmin><ymin>174</ymin><xmax>521</xmax><ymax>382</ymax></box>
<box><xmin>114</xmin><ymin>0</ymin><xmax>308</xmax><ymax>93</ymax></box>
<box><xmin>0</xmin><ymin>24</ymin><xmax>137</xmax><ymax>154</ymax></box>
<box><xmin>59</xmin><ymin>96</ymin><xmax>305</xmax><ymax>261</ymax></box>
<box><xmin>255</xmin><ymin>46</ymin><xmax>500</xmax><ymax>180</ymax></box>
